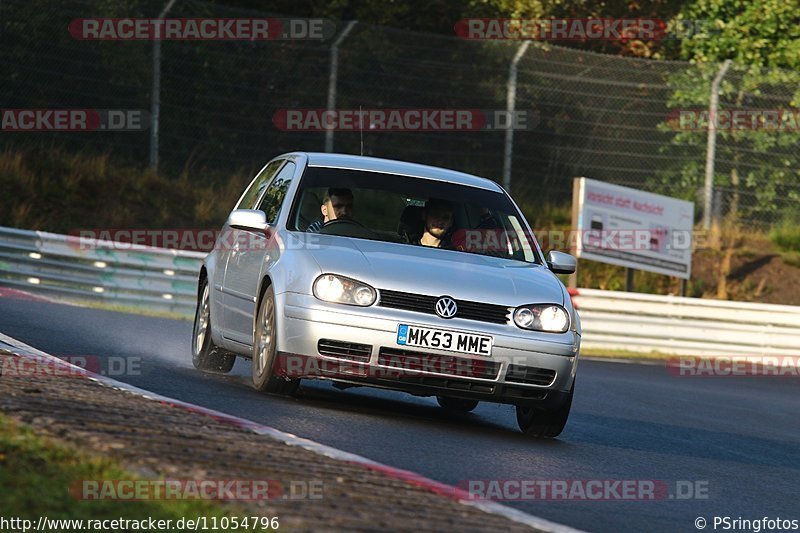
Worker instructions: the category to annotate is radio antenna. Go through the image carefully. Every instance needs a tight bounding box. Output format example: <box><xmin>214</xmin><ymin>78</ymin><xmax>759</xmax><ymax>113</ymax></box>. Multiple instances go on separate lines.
<box><xmin>359</xmin><ymin>105</ymin><xmax>364</xmax><ymax>156</ymax></box>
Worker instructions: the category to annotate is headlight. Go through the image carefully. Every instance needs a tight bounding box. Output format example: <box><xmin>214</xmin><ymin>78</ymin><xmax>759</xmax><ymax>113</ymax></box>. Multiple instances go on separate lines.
<box><xmin>313</xmin><ymin>274</ymin><xmax>376</xmax><ymax>306</ymax></box>
<box><xmin>513</xmin><ymin>304</ymin><xmax>569</xmax><ymax>333</ymax></box>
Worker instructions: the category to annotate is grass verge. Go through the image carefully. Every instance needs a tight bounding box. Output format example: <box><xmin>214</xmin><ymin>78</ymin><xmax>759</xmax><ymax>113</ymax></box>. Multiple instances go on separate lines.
<box><xmin>0</xmin><ymin>414</ymin><xmax>253</xmax><ymax>527</ymax></box>
<box><xmin>62</xmin><ymin>298</ymin><xmax>193</xmax><ymax>321</ymax></box>
<box><xmin>580</xmin><ymin>347</ymin><xmax>677</xmax><ymax>361</ymax></box>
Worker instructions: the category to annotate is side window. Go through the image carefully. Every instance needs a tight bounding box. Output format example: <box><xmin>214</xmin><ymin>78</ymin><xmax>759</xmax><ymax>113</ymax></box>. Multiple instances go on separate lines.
<box><xmin>236</xmin><ymin>160</ymin><xmax>284</xmax><ymax>210</ymax></box>
<box><xmin>257</xmin><ymin>162</ymin><xmax>296</xmax><ymax>224</ymax></box>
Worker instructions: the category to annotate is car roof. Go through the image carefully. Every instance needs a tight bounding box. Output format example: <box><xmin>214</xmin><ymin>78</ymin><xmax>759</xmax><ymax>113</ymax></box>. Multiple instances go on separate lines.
<box><xmin>285</xmin><ymin>152</ymin><xmax>504</xmax><ymax>193</ymax></box>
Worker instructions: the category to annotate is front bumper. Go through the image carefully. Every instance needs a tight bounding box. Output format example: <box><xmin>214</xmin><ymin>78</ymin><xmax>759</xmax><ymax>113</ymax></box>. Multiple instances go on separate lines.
<box><xmin>275</xmin><ymin>292</ymin><xmax>580</xmax><ymax>406</ymax></box>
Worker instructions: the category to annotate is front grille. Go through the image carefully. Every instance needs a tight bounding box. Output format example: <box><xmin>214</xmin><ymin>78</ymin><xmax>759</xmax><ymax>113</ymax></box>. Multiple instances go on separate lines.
<box><xmin>378</xmin><ymin>290</ymin><xmax>436</xmax><ymax>313</ymax></box>
<box><xmin>378</xmin><ymin>289</ymin><xmax>510</xmax><ymax>324</ymax></box>
<box><xmin>505</xmin><ymin>364</ymin><xmax>557</xmax><ymax>386</ymax></box>
<box><xmin>378</xmin><ymin>347</ymin><xmax>501</xmax><ymax>380</ymax></box>
<box><xmin>317</xmin><ymin>339</ymin><xmax>372</xmax><ymax>362</ymax></box>
<box><xmin>454</xmin><ymin>300</ymin><xmax>510</xmax><ymax>323</ymax></box>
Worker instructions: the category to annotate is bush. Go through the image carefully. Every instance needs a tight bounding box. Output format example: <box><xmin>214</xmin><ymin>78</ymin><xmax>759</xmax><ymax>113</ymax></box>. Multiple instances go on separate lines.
<box><xmin>770</xmin><ymin>221</ymin><xmax>800</xmax><ymax>252</ymax></box>
<box><xmin>0</xmin><ymin>145</ymin><xmax>253</xmax><ymax>233</ymax></box>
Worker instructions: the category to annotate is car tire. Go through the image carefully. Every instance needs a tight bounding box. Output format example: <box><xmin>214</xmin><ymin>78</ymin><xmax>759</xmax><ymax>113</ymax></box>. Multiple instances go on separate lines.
<box><xmin>252</xmin><ymin>286</ymin><xmax>300</xmax><ymax>395</ymax></box>
<box><xmin>515</xmin><ymin>381</ymin><xmax>574</xmax><ymax>438</ymax></box>
<box><xmin>192</xmin><ymin>280</ymin><xmax>236</xmax><ymax>373</ymax></box>
<box><xmin>436</xmin><ymin>396</ymin><xmax>479</xmax><ymax>412</ymax></box>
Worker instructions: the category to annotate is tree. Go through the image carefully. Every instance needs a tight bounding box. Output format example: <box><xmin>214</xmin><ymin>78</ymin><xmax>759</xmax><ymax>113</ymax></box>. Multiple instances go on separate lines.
<box><xmin>467</xmin><ymin>0</ymin><xmax>685</xmax><ymax>57</ymax></box>
<box><xmin>674</xmin><ymin>0</ymin><xmax>800</xmax><ymax>70</ymax></box>
<box><xmin>654</xmin><ymin>0</ymin><xmax>800</xmax><ymax>226</ymax></box>
<box><xmin>656</xmin><ymin>0</ymin><xmax>800</xmax><ymax>297</ymax></box>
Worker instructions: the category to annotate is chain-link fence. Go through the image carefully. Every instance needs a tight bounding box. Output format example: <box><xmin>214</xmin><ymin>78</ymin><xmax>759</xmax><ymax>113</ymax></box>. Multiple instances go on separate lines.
<box><xmin>2</xmin><ymin>0</ymin><xmax>799</xmax><ymax>228</ymax></box>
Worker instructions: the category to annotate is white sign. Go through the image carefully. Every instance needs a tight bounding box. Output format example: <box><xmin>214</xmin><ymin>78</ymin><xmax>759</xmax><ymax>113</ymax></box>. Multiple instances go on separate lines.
<box><xmin>572</xmin><ymin>178</ymin><xmax>694</xmax><ymax>279</ymax></box>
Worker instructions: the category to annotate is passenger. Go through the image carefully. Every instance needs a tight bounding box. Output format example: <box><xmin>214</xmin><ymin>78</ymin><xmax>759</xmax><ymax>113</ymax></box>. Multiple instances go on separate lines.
<box><xmin>475</xmin><ymin>207</ymin><xmax>501</xmax><ymax>229</ymax></box>
<box><xmin>307</xmin><ymin>188</ymin><xmax>354</xmax><ymax>232</ymax></box>
<box><xmin>419</xmin><ymin>198</ymin><xmax>455</xmax><ymax>248</ymax></box>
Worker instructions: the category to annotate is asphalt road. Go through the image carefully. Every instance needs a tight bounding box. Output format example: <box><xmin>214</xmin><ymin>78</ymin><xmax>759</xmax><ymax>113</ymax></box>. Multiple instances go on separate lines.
<box><xmin>1</xmin><ymin>295</ymin><xmax>799</xmax><ymax>532</ymax></box>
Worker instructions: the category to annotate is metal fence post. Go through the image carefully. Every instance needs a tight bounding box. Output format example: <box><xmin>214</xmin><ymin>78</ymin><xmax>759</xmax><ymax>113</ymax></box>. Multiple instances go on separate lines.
<box><xmin>149</xmin><ymin>0</ymin><xmax>178</xmax><ymax>171</ymax></box>
<box><xmin>324</xmin><ymin>21</ymin><xmax>358</xmax><ymax>153</ymax></box>
<box><xmin>502</xmin><ymin>41</ymin><xmax>530</xmax><ymax>193</ymax></box>
<box><xmin>702</xmin><ymin>59</ymin><xmax>732</xmax><ymax>230</ymax></box>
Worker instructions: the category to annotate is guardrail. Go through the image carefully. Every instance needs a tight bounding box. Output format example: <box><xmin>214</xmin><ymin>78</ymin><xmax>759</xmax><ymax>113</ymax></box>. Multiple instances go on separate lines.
<box><xmin>573</xmin><ymin>288</ymin><xmax>800</xmax><ymax>356</ymax></box>
<box><xmin>0</xmin><ymin>226</ymin><xmax>204</xmax><ymax>314</ymax></box>
<box><xmin>2</xmin><ymin>226</ymin><xmax>799</xmax><ymax>356</ymax></box>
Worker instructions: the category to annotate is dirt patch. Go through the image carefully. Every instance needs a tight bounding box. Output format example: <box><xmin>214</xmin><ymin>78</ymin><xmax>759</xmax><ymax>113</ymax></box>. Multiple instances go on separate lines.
<box><xmin>692</xmin><ymin>234</ymin><xmax>800</xmax><ymax>304</ymax></box>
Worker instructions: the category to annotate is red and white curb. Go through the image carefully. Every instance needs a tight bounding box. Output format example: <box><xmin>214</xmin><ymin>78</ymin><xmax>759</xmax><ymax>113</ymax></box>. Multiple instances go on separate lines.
<box><xmin>0</xmin><ymin>287</ymin><xmax>54</xmax><ymax>303</ymax></box>
<box><xmin>0</xmin><ymin>331</ymin><xmax>581</xmax><ymax>533</ymax></box>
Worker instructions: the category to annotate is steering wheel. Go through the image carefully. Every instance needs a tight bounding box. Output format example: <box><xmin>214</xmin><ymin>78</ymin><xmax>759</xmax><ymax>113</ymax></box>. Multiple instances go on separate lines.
<box><xmin>318</xmin><ymin>218</ymin><xmax>376</xmax><ymax>239</ymax></box>
<box><xmin>322</xmin><ymin>218</ymin><xmax>365</xmax><ymax>228</ymax></box>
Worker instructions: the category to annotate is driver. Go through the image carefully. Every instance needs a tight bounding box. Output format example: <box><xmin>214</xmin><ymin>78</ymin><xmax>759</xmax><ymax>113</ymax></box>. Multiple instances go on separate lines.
<box><xmin>307</xmin><ymin>188</ymin><xmax>354</xmax><ymax>232</ymax></box>
<box><xmin>419</xmin><ymin>198</ymin><xmax>455</xmax><ymax>248</ymax></box>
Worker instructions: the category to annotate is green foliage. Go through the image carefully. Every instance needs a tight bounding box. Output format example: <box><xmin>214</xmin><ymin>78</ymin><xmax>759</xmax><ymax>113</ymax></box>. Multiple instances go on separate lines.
<box><xmin>517</xmin><ymin>201</ymin><xmax>571</xmax><ymax>230</ymax></box>
<box><xmin>674</xmin><ymin>0</ymin><xmax>800</xmax><ymax>70</ymax></box>
<box><xmin>781</xmin><ymin>251</ymin><xmax>800</xmax><ymax>269</ymax></box>
<box><xmin>0</xmin><ymin>415</ymin><xmax>250</xmax><ymax>526</ymax></box>
<box><xmin>770</xmin><ymin>221</ymin><xmax>800</xmax><ymax>252</ymax></box>
<box><xmin>0</xmin><ymin>146</ymin><xmax>250</xmax><ymax>233</ymax></box>
<box><xmin>651</xmin><ymin>0</ymin><xmax>800</xmax><ymax>225</ymax></box>
<box><xmin>468</xmin><ymin>0</ymin><xmax>684</xmax><ymax>57</ymax></box>
<box><xmin>470</xmin><ymin>0</ymin><xmax>792</xmax><ymax>225</ymax></box>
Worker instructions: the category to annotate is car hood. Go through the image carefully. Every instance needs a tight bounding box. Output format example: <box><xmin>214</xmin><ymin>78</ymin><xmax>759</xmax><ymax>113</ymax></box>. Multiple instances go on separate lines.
<box><xmin>307</xmin><ymin>235</ymin><xmax>564</xmax><ymax>306</ymax></box>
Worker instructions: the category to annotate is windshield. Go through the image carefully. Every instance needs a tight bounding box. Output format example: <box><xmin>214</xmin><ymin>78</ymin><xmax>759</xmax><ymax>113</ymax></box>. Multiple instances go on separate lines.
<box><xmin>287</xmin><ymin>166</ymin><xmax>541</xmax><ymax>264</ymax></box>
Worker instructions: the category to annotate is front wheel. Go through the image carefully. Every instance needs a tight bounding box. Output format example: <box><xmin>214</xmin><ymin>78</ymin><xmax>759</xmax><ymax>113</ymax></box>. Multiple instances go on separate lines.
<box><xmin>516</xmin><ymin>381</ymin><xmax>574</xmax><ymax>438</ymax></box>
<box><xmin>192</xmin><ymin>280</ymin><xmax>236</xmax><ymax>373</ymax></box>
<box><xmin>252</xmin><ymin>286</ymin><xmax>299</xmax><ymax>395</ymax></box>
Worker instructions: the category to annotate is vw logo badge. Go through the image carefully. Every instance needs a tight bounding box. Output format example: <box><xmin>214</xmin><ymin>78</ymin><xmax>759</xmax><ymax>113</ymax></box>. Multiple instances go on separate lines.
<box><xmin>435</xmin><ymin>296</ymin><xmax>458</xmax><ymax>319</ymax></box>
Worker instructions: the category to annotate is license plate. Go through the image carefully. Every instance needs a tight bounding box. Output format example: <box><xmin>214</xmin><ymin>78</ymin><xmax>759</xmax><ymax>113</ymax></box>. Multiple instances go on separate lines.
<box><xmin>396</xmin><ymin>324</ymin><xmax>493</xmax><ymax>356</ymax></box>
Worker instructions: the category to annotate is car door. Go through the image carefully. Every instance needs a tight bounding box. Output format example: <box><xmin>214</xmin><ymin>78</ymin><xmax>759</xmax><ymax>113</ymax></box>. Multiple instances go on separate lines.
<box><xmin>217</xmin><ymin>159</ymin><xmax>284</xmax><ymax>340</ymax></box>
<box><xmin>222</xmin><ymin>160</ymin><xmax>296</xmax><ymax>345</ymax></box>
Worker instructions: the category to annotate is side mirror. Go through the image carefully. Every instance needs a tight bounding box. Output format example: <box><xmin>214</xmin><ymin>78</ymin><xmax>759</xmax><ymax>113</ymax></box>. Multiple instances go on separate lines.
<box><xmin>227</xmin><ymin>209</ymin><xmax>268</xmax><ymax>232</ymax></box>
<box><xmin>546</xmin><ymin>250</ymin><xmax>576</xmax><ymax>274</ymax></box>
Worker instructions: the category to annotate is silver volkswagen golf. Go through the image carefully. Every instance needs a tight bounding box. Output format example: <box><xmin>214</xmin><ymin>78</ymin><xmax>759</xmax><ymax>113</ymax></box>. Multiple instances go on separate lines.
<box><xmin>192</xmin><ymin>152</ymin><xmax>581</xmax><ymax>438</ymax></box>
